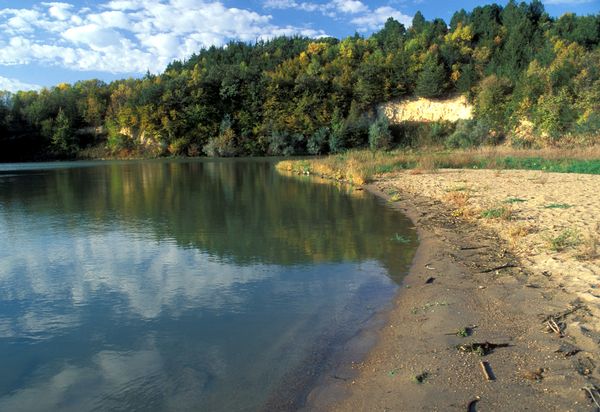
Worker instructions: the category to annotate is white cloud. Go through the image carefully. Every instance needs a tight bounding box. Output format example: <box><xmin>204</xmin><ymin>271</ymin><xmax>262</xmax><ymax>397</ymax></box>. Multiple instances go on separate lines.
<box><xmin>351</xmin><ymin>6</ymin><xmax>412</xmax><ymax>31</ymax></box>
<box><xmin>62</xmin><ymin>24</ymin><xmax>125</xmax><ymax>49</ymax></box>
<box><xmin>333</xmin><ymin>0</ymin><xmax>368</xmax><ymax>14</ymax></box>
<box><xmin>0</xmin><ymin>1</ymin><xmax>327</xmax><ymax>75</ymax></box>
<box><xmin>264</xmin><ymin>0</ymin><xmax>368</xmax><ymax>15</ymax></box>
<box><xmin>42</xmin><ymin>2</ymin><xmax>73</xmax><ymax>20</ymax></box>
<box><xmin>0</xmin><ymin>75</ymin><xmax>42</xmax><ymax>92</ymax></box>
<box><xmin>543</xmin><ymin>0</ymin><xmax>593</xmax><ymax>3</ymax></box>
<box><xmin>264</xmin><ymin>0</ymin><xmax>410</xmax><ymax>30</ymax></box>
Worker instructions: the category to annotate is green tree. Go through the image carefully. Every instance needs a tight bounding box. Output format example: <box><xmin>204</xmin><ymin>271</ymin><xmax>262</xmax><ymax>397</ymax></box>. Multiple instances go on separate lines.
<box><xmin>416</xmin><ymin>53</ymin><xmax>446</xmax><ymax>97</ymax></box>
<box><xmin>369</xmin><ymin>113</ymin><xmax>392</xmax><ymax>151</ymax></box>
<box><xmin>51</xmin><ymin>109</ymin><xmax>74</xmax><ymax>154</ymax></box>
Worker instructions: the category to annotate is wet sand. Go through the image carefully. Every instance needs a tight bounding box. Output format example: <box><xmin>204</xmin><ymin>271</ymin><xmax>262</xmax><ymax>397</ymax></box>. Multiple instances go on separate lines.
<box><xmin>306</xmin><ymin>169</ymin><xmax>599</xmax><ymax>411</ymax></box>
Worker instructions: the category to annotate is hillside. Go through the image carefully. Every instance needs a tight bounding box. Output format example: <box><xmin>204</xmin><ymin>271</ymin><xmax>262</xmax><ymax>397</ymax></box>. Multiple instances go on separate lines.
<box><xmin>0</xmin><ymin>1</ymin><xmax>599</xmax><ymax>161</ymax></box>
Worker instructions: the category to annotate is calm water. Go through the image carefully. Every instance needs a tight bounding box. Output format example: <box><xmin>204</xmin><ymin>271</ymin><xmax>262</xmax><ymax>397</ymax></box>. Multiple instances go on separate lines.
<box><xmin>0</xmin><ymin>159</ymin><xmax>416</xmax><ymax>411</ymax></box>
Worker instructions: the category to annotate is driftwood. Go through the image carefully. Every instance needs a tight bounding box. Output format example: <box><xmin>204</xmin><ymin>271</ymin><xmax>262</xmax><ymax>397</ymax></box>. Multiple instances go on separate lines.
<box><xmin>582</xmin><ymin>385</ymin><xmax>600</xmax><ymax>409</ymax></box>
<box><xmin>459</xmin><ymin>246</ymin><xmax>488</xmax><ymax>250</ymax></box>
<box><xmin>545</xmin><ymin>318</ymin><xmax>563</xmax><ymax>337</ymax></box>
<box><xmin>479</xmin><ymin>361</ymin><xmax>493</xmax><ymax>381</ymax></box>
<box><xmin>541</xmin><ymin>304</ymin><xmax>585</xmax><ymax>323</ymax></box>
<box><xmin>479</xmin><ymin>263</ymin><xmax>517</xmax><ymax>273</ymax></box>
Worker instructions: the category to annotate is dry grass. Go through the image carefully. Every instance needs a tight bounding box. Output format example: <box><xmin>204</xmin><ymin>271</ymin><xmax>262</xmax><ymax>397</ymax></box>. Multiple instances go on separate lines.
<box><xmin>444</xmin><ymin>191</ymin><xmax>470</xmax><ymax>208</ymax></box>
<box><xmin>578</xmin><ymin>224</ymin><xmax>599</xmax><ymax>260</ymax></box>
<box><xmin>276</xmin><ymin>145</ymin><xmax>600</xmax><ymax>186</ymax></box>
<box><xmin>505</xmin><ymin>223</ymin><xmax>534</xmax><ymax>249</ymax></box>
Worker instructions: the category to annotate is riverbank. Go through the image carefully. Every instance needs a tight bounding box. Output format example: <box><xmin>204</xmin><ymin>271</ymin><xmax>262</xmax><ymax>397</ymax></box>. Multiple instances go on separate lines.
<box><xmin>293</xmin><ymin>167</ymin><xmax>600</xmax><ymax>411</ymax></box>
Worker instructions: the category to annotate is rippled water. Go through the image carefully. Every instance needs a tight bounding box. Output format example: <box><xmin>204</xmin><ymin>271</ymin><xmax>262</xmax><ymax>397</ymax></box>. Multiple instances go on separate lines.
<box><xmin>0</xmin><ymin>159</ymin><xmax>416</xmax><ymax>411</ymax></box>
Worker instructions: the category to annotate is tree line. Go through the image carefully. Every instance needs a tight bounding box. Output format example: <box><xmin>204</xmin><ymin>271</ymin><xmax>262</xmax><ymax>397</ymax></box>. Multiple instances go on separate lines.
<box><xmin>0</xmin><ymin>1</ymin><xmax>598</xmax><ymax>161</ymax></box>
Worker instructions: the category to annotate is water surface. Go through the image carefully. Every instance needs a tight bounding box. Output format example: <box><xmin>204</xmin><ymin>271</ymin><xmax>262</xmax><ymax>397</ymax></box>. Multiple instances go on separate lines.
<box><xmin>0</xmin><ymin>159</ymin><xmax>416</xmax><ymax>411</ymax></box>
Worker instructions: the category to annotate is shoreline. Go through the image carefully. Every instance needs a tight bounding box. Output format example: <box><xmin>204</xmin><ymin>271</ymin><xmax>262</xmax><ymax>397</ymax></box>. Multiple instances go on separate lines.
<box><xmin>304</xmin><ymin>169</ymin><xmax>599</xmax><ymax>411</ymax></box>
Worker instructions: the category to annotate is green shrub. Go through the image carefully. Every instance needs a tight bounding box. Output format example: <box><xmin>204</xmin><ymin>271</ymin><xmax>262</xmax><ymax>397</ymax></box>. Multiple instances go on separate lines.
<box><xmin>268</xmin><ymin>130</ymin><xmax>304</xmax><ymax>156</ymax></box>
<box><xmin>369</xmin><ymin>113</ymin><xmax>392</xmax><ymax>151</ymax></box>
<box><xmin>167</xmin><ymin>137</ymin><xmax>189</xmax><ymax>155</ymax></box>
<box><xmin>307</xmin><ymin>127</ymin><xmax>329</xmax><ymax>155</ymax></box>
<box><xmin>203</xmin><ymin>127</ymin><xmax>238</xmax><ymax>157</ymax></box>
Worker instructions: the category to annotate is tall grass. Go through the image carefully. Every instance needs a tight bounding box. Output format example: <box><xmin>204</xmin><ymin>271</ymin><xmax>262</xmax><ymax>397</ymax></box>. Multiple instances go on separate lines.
<box><xmin>275</xmin><ymin>146</ymin><xmax>600</xmax><ymax>185</ymax></box>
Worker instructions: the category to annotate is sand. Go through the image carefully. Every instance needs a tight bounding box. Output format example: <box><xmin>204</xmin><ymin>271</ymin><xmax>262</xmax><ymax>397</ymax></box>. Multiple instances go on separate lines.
<box><xmin>305</xmin><ymin>169</ymin><xmax>600</xmax><ymax>411</ymax></box>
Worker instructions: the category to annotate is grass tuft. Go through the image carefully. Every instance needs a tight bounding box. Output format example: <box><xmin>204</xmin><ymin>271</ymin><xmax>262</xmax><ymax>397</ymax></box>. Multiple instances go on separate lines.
<box><xmin>481</xmin><ymin>206</ymin><xmax>512</xmax><ymax>220</ymax></box>
<box><xmin>544</xmin><ymin>203</ymin><xmax>572</xmax><ymax>209</ymax></box>
<box><xmin>504</xmin><ymin>197</ymin><xmax>527</xmax><ymax>204</ymax></box>
<box><xmin>547</xmin><ymin>229</ymin><xmax>581</xmax><ymax>252</ymax></box>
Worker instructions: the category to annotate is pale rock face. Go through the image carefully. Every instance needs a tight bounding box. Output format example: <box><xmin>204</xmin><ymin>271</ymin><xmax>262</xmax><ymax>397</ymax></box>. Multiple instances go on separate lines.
<box><xmin>380</xmin><ymin>95</ymin><xmax>473</xmax><ymax>124</ymax></box>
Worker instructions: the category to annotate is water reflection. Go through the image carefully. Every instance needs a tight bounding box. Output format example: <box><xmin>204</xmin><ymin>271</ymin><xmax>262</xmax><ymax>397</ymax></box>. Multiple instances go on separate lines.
<box><xmin>0</xmin><ymin>159</ymin><xmax>416</xmax><ymax>411</ymax></box>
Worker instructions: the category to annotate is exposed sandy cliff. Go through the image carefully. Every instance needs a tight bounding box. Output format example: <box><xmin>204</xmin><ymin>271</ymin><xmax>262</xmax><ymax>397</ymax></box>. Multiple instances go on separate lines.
<box><xmin>380</xmin><ymin>95</ymin><xmax>473</xmax><ymax>123</ymax></box>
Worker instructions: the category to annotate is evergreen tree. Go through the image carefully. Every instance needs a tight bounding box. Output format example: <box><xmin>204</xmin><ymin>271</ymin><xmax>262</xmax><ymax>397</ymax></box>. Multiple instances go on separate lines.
<box><xmin>416</xmin><ymin>53</ymin><xmax>446</xmax><ymax>98</ymax></box>
<box><xmin>51</xmin><ymin>109</ymin><xmax>74</xmax><ymax>154</ymax></box>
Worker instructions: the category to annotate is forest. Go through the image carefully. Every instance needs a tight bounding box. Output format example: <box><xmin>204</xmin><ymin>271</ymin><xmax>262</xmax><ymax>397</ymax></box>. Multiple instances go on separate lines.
<box><xmin>0</xmin><ymin>0</ymin><xmax>598</xmax><ymax>161</ymax></box>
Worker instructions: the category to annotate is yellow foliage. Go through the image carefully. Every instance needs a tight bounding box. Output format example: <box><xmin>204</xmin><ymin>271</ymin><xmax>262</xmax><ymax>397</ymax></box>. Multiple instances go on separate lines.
<box><xmin>446</xmin><ymin>23</ymin><xmax>473</xmax><ymax>43</ymax></box>
<box><xmin>306</xmin><ymin>42</ymin><xmax>327</xmax><ymax>55</ymax></box>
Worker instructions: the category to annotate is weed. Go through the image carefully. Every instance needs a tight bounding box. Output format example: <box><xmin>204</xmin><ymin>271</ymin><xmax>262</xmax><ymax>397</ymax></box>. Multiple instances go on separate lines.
<box><xmin>544</xmin><ymin>203</ymin><xmax>572</xmax><ymax>209</ymax></box>
<box><xmin>578</xmin><ymin>229</ymin><xmax>598</xmax><ymax>260</ymax></box>
<box><xmin>504</xmin><ymin>197</ymin><xmax>527</xmax><ymax>204</ymax></box>
<box><xmin>444</xmin><ymin>191</ymin><xmax>470</xmax><ymax>208</ymax></box>
<box><xmin>457</xmin><ymin>327</ymin><xmax>469</xmax><ymax>337</ymax></box>
<box><xmin>547</xmin><ymin>229</ymin><xmax>581</xmax><ymax>252</ymax></box>
<box><xmin>481</xmin><ymin>206</ymin><xmax>512</xmax><ymax>220</ymax></box>
<box><xmin>412</xmin><ymin>371</ymin><xmax>429</xmax><ymax>384</ymax></box>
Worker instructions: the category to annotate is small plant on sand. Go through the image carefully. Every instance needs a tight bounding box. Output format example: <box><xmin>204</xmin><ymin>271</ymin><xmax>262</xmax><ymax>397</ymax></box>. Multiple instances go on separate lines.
<box><xmin>444</xmin><ymin>191</ymin><xmax>470</xmax><ymax>208</ymax></box>
<box><xmin>504</xmin><ymin>197</ymin><xmax>527</xmax><ymax>204</ymax></box>
<box><xmin>457</xmin><ymin>327</ymin><xmax>469</xmax><ymax>337</ymax></box>
<box><xmin>578</xmin><ymin>228</ymin><xmax>598</xmax><ymax>260</ymax></box>
<box><xmin>547</xmin><ymin>229</ymin><xmax>581</xmax><ymax>252</ymax></box>
<box><xmin>481</xmin><ymin>206</ymin><xmax>512</xmax><ymax>220</ymax></box>
<box><xmin>544</xmin><ymin>203</ymin><xmax>572</xmax><ymax>209</ymax></box>
<box><xmin>412</xmin><ymin>371</ymin><xmax>429</xmax><ymax>384</ymax></box>
<box><xmin>389</xmin><ymin>193</ymin><xmax>402</xmax><ymax>202</ymax></box>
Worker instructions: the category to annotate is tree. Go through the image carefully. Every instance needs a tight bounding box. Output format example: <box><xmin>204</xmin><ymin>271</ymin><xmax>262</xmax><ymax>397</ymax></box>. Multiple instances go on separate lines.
<box><xmin>416</xmin><ymin>53</ymin><xmax>446</xmax><ymax>97</ymax></box>
<box><xmin>51</xmin><ymin>109</ymin><xmax>74</xmax><ymax>154</ymax></box>
<box><xmin>473</xmin><ymin>75</ymin><xmax>512</xmax><ymax>132</ymax></box>
<box><xmin>369</xmin><ymin>113</ymin><xmax>392</xmax><ymax>151</ymax></box>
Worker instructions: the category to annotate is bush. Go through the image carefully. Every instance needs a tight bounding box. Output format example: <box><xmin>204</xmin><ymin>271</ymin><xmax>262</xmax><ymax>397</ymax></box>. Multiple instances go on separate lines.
<box><xmin>445</xmin><ymin>119</ymin><xmax>494</xmax><ymax>149</ymax></box>
<box><xmin>474</xmin><ymin>75</ymin><xmax>512</xmax><ymax>132</ymax></box>
<box><xmin>534</xmin><ymin>88</ymin><xmax>577</xmax><ymax>139</ymax></box>
<box><xmin>369</xmin><ymin>113</ymin><xmax>392</xmax><ymax>151</ymax></box>
<box><xmin>203</xmin><ymin>127</ymin><xmax>238</xmax><ymax>157</ymax></box>
<box><xmin>307</xmin><ymin>127</ymin><xmax>329</xmax><ymax>155</ymax></box>
<box><xmin>167</xmin><ymin>137</ymin><xmax>189</xmax><ymax>155</ymax></box>
<box><xmin>268</xmin><ymin>130</ymin><xmax>304</xmax><ymax>156</ymax></box>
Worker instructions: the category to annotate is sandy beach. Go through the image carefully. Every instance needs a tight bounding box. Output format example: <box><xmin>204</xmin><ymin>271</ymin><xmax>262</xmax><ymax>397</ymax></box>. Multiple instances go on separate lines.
<box><xmin>306</xmin><ymin>168</ymin><xmax>600</xmax><ymax>411</ymax></box>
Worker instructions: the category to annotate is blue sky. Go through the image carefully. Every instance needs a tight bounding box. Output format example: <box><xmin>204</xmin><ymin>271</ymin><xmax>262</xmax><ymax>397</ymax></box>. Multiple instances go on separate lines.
<box><xmin>0</xmin><ymin>0</ymin><xmax>598</xmax><ymax>92</ymax></box>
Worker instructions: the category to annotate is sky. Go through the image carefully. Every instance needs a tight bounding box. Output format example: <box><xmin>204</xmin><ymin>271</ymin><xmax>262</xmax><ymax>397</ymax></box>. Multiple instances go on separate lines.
<box><xmin>0</xmin><ymin>0</ymin><xmax>598</xmax><ymax>92</ymax></box>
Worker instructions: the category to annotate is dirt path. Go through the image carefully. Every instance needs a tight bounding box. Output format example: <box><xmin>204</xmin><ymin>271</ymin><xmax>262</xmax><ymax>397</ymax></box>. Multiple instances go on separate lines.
<box><xmin>305</xmin><ymin>170</ymin><xmax>599</xmax><ymax>411</ymax></box>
